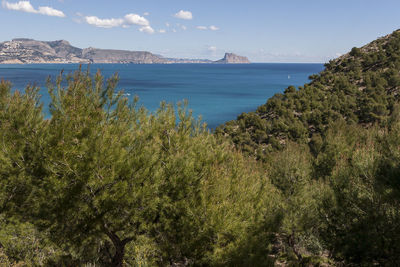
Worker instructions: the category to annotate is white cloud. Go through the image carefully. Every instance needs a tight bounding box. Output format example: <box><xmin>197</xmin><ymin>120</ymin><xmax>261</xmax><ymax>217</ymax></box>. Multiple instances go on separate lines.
<box><xmin>143</xmin><ymin>12</ymin><xmax>149</xmax><ymax>16</ymax></box>
<box><xmin>196</xmin><ymin>26</ymin><xmax>207</xmax><ymax>30</ymax></box>
<box><xmin>181</xmin><ymin>25</ymin><xmax>187</xmax><ymax>30</ymax></box>
<box><xmin>208</xmin><ymin>46</ymin><xmax>217</xmax><ymax>52</ymax></box>
<box><xmin>124</xmin><ymin>13</ymin><xmax>149</xmax><ymax>26</ymax></box>
<box><xmin>209</xmin><ymin>25</ymin><xmax>219</xmax><ymax>31</ymax></box>
<box><xmin>73</xmin><ymin>12</ymin><xmax>83</xmax><ymax>23</ymax></box>
<box><xmin>84</xmin><ymin>13</ymin><xmax>153</xmax><ymax>33</ymax></box>
<box><xmin>139</xmin><ymin>25</ymin><xmax>154</xmax><ymax>34</ymax></box>
<box><xmin>166</xmin><ymin>22</ymin><xmax>170</xmax><ymax>27</ymax></box>
<box><xmin>85</xmin><ymin>16</ymin><xmax>124</xmax><ymax>28</ymax></box>
<box><xmin>38</xmin><ymin>6</ymin><xmax>65</xmax><ymax>17</ymax></box>
<box><xmin>172</xmin><ymin>29</ymin><xmax>177</xmax><ymax>33</ymax></box>
<box><xmin>174</xmin><ymin>10</ymin><xmax>192</xmax><ymax>20</ymax></box>
<box><xmin>2</xmin><ymin>0</ymin><xmax>65</xmax><ymax>17</ymax></box>
<box><xmin>159</xmin><ymin>29</ymin><xmax>166</xmax><ymax>33</ymax></box>
<box><xmin>2</xmin><ymin>0</ymin><xmax>35</xmax><ymax>13</ymax></box>
<box><xmin>197</xmin><ymin>25</ymin><xmax>220</xmax><ymax>31</ymax></box>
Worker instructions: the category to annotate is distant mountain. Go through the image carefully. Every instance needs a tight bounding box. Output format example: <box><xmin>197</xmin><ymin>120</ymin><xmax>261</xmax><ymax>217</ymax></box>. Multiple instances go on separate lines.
<box><xmin>215</xmin><ymin>53</ymin><xmax>250</xmax><ymax>64</ymax></box>
<box><xmin>81</xmin><ymin>47</ymin><xmax>164</xmax><ymax>64</ymax></box>
<box><xmin>0</xmin><ymin>38</ymin><xmax>250</xmax><ymax>64</ymax></box>
<box><xmin>0</xmin><ymin>39</ymin><xmax>86</xmax><ymax>64</ymax></box>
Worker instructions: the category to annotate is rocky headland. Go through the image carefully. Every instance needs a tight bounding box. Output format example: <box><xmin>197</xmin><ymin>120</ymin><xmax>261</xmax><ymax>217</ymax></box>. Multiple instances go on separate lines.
<box><xmin>215</xmin><ymin>53</ymin><xmax>250</xmax><ymax>64</ymax></box>
<box><xmin>0</xmin><ymin>38</ymin><xmax>250</xmax><ymax>64</ymax></box>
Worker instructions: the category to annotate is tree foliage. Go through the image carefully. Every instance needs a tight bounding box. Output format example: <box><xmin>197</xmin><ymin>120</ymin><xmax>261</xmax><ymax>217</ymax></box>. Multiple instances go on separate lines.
<box><xmin>0</xmin><ymin>70</ymin><xmax>283</xmax><ymax>266</ymax></box>
<box><xmin>216</xmin><ymin>30</ymin><xmax>400</xmax><ymax>160</ymax></box>
<box><xmin>216</xmin><ymin>29</ymin><xmax>400</xmax><ymax>265</ymax></box>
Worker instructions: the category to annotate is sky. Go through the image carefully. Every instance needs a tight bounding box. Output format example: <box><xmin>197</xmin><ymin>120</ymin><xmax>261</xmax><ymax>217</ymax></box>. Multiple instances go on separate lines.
<box><xmin>1</xmin><ymin>0</ymin><xmax>400</xmax><ymax>63</ymax></box>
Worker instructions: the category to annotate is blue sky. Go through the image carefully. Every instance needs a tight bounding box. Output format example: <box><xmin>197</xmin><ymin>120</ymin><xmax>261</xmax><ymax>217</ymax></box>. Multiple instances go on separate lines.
<box><xmin>1</xmin><ymin>0</ymin><xmax>400</xmax><ymax>62</ymax></box>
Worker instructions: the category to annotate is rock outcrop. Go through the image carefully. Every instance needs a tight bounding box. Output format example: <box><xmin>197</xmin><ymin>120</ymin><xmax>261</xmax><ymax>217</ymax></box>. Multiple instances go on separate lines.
<box><xmin>215</xmin><ymin>53</ymin><xmax>250</xmax><ymax>64</ymax></box>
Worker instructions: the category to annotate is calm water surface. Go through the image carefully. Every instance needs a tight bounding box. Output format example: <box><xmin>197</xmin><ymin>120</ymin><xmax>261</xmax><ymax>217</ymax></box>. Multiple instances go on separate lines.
<box><xmin>0</xmin><ymin>63</ymin><xmax>324</xmax><ymax>129</ymax></box>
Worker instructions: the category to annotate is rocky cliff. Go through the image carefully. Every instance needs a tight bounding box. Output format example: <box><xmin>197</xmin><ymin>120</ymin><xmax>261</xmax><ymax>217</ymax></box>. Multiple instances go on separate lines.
<box><xmin>0</xmin><ymin>38</ymin><xmax>250</xmax><ymax>64</ymax></box>
<box><xmin>215</xmin><ymin>53</ymin><xmax>250</xmax><ymax>64</ymax></box>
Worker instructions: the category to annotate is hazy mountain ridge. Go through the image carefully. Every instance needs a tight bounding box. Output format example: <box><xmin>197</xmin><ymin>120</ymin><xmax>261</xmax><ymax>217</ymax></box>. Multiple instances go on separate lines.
<box><xmin>0</xmin><ymin>38</ymin><xmax>250</xmax><ymax>64</ymax></box>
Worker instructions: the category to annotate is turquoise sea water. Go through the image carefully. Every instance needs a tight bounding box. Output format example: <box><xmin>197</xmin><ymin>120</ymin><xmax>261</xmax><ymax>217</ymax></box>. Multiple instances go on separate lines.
<box><xmin>0</xmin><ymin>63</ymin><xmax>324</xmax><ymax>129</ymax></box>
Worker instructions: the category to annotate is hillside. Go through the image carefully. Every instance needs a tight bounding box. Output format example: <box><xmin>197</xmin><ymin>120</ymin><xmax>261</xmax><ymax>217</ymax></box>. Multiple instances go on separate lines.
<box><xmin>0</xmin><ymin>38</ymin><xmax>249</xmax><ymax>64</ymax></box>
<box><xmin>216</xmin><ymin>29</ymin><xmax>400</xmax><ymax>159</ymax></box>
<box><xmin>0</xmin><ymin>38</ymin><xmax>87</xmax><ymax>64</ymax></box>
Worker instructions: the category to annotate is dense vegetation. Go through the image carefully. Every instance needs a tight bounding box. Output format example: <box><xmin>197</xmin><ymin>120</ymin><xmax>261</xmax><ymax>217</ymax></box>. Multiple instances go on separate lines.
<box><xmin>0</xmin><ymin>70</ymin><xmax>284</xmax><ymax>266</ymax></box>
<box><xmin>213</xmin><ymin>29</ymin><xmax>400</xmax><ymax>265</ymax></box>
<box><xmin>217</xmin><ymin>30</ymin><xmax>400</xmax><ymax>159</ymax></box>
<box><xmin>1</xmin><ymin>30</ymin><xmax>400</xmax><ymax>266</ymax></box>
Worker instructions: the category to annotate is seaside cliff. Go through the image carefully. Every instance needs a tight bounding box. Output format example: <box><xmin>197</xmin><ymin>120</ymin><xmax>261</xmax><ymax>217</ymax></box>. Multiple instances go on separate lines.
<box><xmin>0</xmin><ymin>38</ymin><xmax>250</xmax><ymax>64</ymax></box>
<box><xmin>215</xmin><ymin>53</ymin><xmax>250</xmax><ymax>64</ymax></box>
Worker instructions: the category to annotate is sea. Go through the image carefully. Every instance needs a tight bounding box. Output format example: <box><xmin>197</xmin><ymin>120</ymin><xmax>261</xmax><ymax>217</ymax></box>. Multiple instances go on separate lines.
<box><xmin>0</xmin><ymin>63</ymin><xmax>324</xmax><ymax>129</ymax></box>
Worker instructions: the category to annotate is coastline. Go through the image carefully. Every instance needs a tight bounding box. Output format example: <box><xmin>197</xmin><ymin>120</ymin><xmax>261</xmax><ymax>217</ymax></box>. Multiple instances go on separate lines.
<box><xmin>0</xmin><ymin>61</ymin><xmax>252</xmax><ymax>65</ymax></box>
